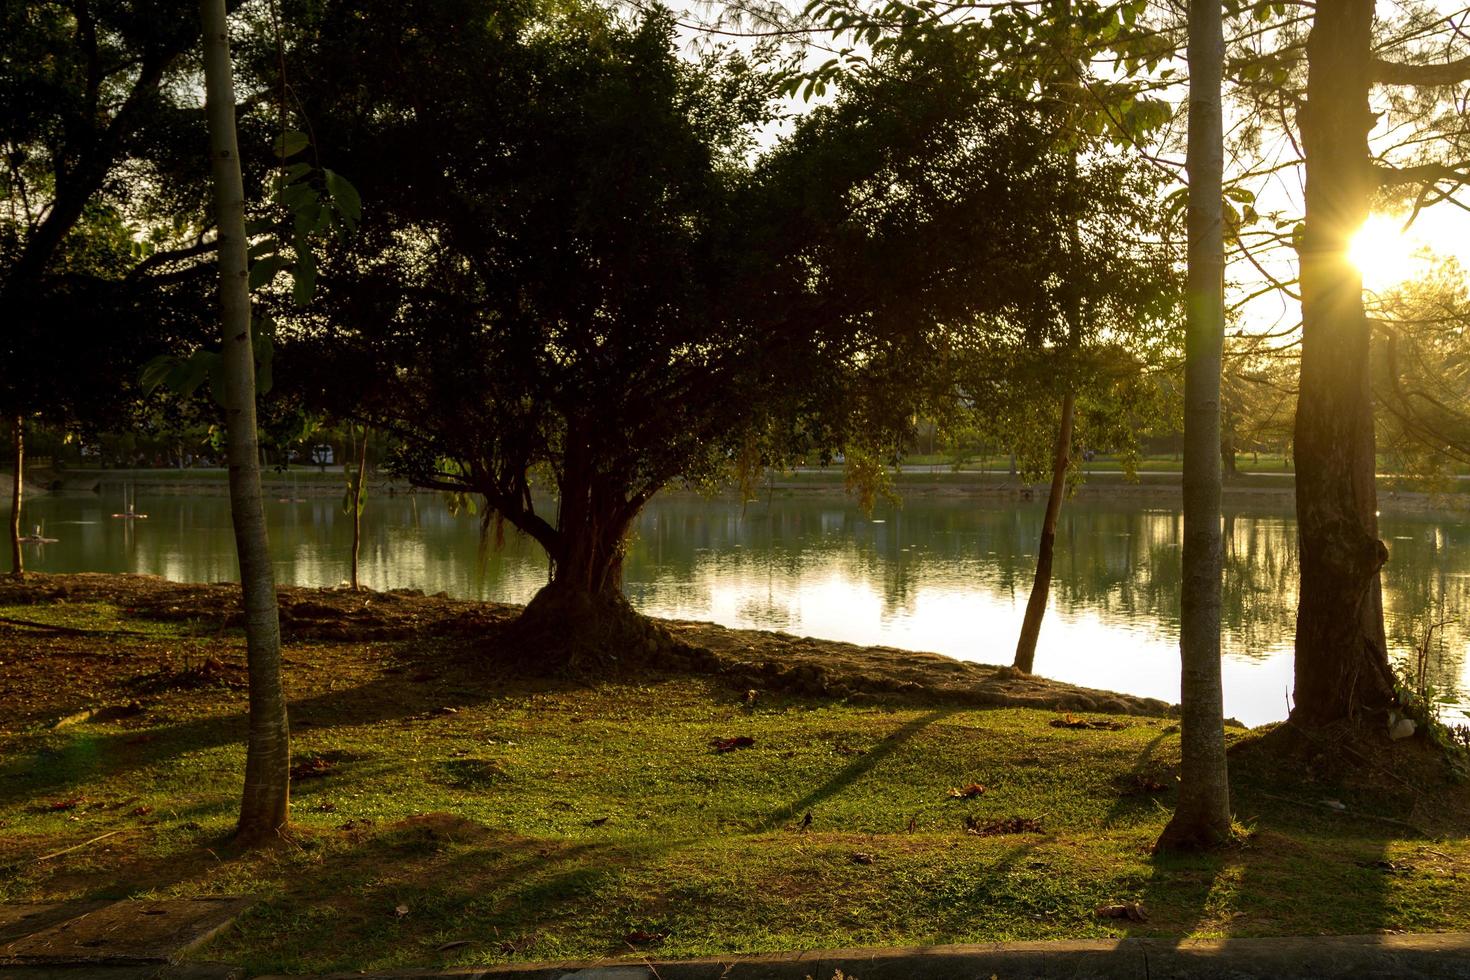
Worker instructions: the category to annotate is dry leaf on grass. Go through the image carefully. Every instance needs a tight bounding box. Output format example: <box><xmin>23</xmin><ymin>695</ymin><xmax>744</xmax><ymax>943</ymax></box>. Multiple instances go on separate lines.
<box><xmin>710</xmin><ymin>735</ymin><xmax>755</xmax><ymax>753</ymax></box>
<box><xmin>1095</xmin><ymin>901</ymin><xmax>1148</xmax><ymax>922</ymax></box>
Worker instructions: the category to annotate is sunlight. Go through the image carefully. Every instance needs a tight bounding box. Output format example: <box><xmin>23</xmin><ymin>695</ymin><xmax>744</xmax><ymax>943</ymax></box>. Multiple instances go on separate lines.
<box><xmin>1348</xmin><ymin>214</ymin><xmax>1429</xmax><ymax>291</ymax></box>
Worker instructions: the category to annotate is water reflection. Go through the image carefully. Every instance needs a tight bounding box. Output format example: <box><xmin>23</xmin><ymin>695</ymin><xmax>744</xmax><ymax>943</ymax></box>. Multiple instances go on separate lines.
<box><xmin>10</xmin><ymin>486</ymin><xmax>1469</xmax><ymax>727</ymax></box>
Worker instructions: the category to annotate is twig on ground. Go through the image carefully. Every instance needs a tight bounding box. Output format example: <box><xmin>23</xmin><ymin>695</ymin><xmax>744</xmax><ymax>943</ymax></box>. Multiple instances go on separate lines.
<box><xmin>30</xmin><ymin>829</ymin><xmax>126</xmax><ymax>863</ymax></box>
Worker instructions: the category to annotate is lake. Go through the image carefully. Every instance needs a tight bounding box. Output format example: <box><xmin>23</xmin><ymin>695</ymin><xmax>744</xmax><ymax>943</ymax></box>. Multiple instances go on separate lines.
<box><xmin>9</xmin><ymin>483</ymin><xmax>1469</xmax><ymax>727</ymax></box>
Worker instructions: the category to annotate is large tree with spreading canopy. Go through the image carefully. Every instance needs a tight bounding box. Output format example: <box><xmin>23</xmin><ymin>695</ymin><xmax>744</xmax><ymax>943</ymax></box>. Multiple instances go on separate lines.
<box><xmin>275</xmin><ymin>0</ymin><xmax>1116</xmax><ymax>668</ymax></box>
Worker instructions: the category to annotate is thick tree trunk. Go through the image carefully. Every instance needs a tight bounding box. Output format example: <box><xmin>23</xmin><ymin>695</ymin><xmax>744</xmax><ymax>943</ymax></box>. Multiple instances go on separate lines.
<box><xmin>1292</xmin><ymin>0</ymin><xmax>1397</xmax><ymax>726</ymax></box>
<box><xmin>511</xmin><ymin>446</ymin><xmax>669</xmax><ymax>672</ymax></box>
<box><xmin>1013</xmin><ymin>393</ymin><xmax>1075</xmax><ymax>673</ymax></box>
<box><xmin>9</xmin><ymin>415</ymin><xmax>22</xmax><ymax>578</ymax></box>
<box><xmin>1158</xmin><ymin>0</ymin><xmax>1232</xmax><ymax>851</ymax></box>
<box><xmin>200</xmin><ymin>0</ymin><xmax>291</xmax><ymax>843</ymax></box>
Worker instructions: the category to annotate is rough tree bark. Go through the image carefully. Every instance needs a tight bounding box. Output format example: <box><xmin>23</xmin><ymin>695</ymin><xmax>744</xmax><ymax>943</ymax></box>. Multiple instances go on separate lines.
<box><xmin>1291</xmin><ymin>0</ymin><xmax>1398</xmax><ymax>725</ymax></box>
<box><xmin>505</xmin><ymin>434</ymin><xmax>670</xmax><ymax>673</ymax></box>
<box><xmin>1013</xmin><ymin>392</ymin><xmax>1075</xmax><ymax>673</ymax></box>
<box><xmin>9</xmin><ymin>416</ymin><xmax>22</xmax><ymax>578</ymax></box>
<box><xmin>1158</xmin><ymin>0</ymin><xmax>1232</xmax><ymax>851</ymax></box>
<box><xmin>200</xmin><ymin>0</ymin><xmax>291</xmax><ymax>842</ymax></box>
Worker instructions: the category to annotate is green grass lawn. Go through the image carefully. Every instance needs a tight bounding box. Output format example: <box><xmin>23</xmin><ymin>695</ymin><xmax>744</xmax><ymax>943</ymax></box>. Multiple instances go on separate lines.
<box><xmin>1</xmin><ymin>593</ymin><xmax>1467</xmax><ymax>975</ymax></box>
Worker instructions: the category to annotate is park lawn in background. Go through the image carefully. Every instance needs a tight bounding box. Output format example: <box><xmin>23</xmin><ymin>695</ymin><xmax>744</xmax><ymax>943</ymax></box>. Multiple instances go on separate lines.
<box><xmin>0</xmin><ymin>587</ymin><xmax>1467</xmax><ymax>975</ymax></box>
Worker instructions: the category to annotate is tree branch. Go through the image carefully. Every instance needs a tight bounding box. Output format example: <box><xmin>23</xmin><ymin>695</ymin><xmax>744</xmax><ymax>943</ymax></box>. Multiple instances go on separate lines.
<box><xmin>1372</xmin><ymin>55</ymin><xmax>1470</xmax><ymax>86</ymax></box>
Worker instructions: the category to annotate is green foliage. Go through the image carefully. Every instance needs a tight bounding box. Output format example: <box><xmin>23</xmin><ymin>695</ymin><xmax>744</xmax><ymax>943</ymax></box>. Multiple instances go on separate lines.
<box><xmin>279</xmin><ymin>0</ymin><xmax>1106</xmax><ymax>588</ymax></box>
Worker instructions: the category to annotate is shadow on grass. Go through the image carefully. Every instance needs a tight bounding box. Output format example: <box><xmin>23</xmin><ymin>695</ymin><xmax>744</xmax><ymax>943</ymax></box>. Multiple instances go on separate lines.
<box><xmin>761</xmin><ymin>708</ymin><xmax>959</xmax><ymax>830</ymax></box>
<box><xmin>0</xmin><ymin>670</ymin><xmax>515</xmax><ymax>811</ymax></box>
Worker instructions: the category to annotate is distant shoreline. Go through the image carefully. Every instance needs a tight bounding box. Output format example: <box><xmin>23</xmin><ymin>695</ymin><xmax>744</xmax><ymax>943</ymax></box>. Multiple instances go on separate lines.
<box><xmin>15</xmin><ymin>464</ymin><xmax>1470</xmax><ymax>517</ymax></box>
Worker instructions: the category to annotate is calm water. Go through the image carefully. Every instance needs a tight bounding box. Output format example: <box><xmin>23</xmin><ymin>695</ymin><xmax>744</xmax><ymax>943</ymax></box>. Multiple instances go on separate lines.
<box><xmin>9</xmin><ymin>485</ymin><xmax>1470</xmax><ymax>727</ymax></box>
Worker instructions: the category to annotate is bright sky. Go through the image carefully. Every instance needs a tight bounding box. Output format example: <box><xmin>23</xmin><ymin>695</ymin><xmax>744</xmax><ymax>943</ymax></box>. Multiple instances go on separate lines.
<box><xmin>668</xmin><ymin>0</ymin><xmax>1470</xmax><ymax>332</ymax></box>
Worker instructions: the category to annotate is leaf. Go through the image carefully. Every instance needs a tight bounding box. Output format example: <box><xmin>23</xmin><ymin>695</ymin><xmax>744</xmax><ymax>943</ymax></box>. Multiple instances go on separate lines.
<box><xmin>273</xmin><ymin>130</ymin><xmax>310</xmax><ymax>159</ymax></box>
<box><xmin>710</xmin><ymin>735</ymin><xmax>755</xmax><ymax>753</ymax></box>
<box><xmin>280</xmin><ymin>181</ymin><xmax>317</xmax><ymax>213</ymax></box>
<box><xmin>282</xmin><ymin>162</ymin><xmax>312</xmax><ymax>184</ymax></box>
<box><xmin>293</xmin><ymin>250</ymin><xmax>318</xmax><ymax>307</ymax></box>
<box><xmin>947</xmin><ymin>782</ymin><xmax>987</xmax><ymax>799</ymax></box>
<box><xmin>249</xmin><ymin>254</ymin><xmax>289</xmax><ymax>290</ymax></box>
<box><xmin>178</xmin><ymin>351</ymin><xmax>218</xmax><ymax>398</ymax></box>
<box><xmin>324</xmin><ymin>168</ymin><xmax>362</xmax><ymax>224</ymax></box>
<box><xmin>138</xmin><ymin>355</ymin><xmax>176</xmax><ymax>394</ymax></box>
<box><xmin>255</xmin><ymin>333</ymin><xmax>274</xmax><ymax>397</ymax></box>
<box><xmin>1095</xmin><ymin>901</ymin><xmax>1148</xmax><ymax>922</ymax></box>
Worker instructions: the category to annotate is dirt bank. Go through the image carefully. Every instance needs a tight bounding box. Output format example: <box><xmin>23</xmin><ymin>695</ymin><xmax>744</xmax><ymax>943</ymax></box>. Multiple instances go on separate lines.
<box><xmin>0</xmin><ymin>572</ymin><xmax>1178</xmax><ymax>720</ymax></box>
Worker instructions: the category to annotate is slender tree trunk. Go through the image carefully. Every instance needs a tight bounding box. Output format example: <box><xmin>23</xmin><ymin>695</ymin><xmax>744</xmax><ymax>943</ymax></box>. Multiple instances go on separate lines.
<box><xmin>9</xmin><ymin>415</ymin><xmax>22</xmax><ymax>578</ymax></box>
<box><xmin>200</xmin><ymin>0</ymin><xmax>290</xmax><ymax>843</ymax></box>
<box><xmin>1291</xmin><ymin>0</ymin><xmax>1397</xmax><ymax>725</ymax></box>
<box><xmin>350</xmin><ymin>426</ymin><xmax>367</xmax><ymax>590</ymax></box>
<box><xmin>1220</xmin><ymin>428</ymin><xmax>1238</xmax><ymax>480</ymax></box>
<box><xmin>1013</xmin><ymin>393</ymin><xmax>1075</xmax><ymax>673</ymax></box>
<box><xmin>1158</xmin><ymin>0</ymin><xmax>1232</xmax><ymax>851</ymax></box>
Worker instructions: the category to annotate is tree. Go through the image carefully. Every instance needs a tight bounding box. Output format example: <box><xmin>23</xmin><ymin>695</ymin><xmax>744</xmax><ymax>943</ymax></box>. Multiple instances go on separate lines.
<box><xmin>9</xmin><ymin>415</ymin><xmax>22</xmax><ymax>577</ymax></box>
<box><xmin>1287</xmin><ymin>0</ymin><xmax>1470</xmax><ymax>725</ymax></box>
<box><xmin>2</xmin><ymin>2</ymin><xmax>220</xmax><ymax>572</ymax></box>
<box><xmin>284</xmin><ymin>0</ymin><xmax>1096</xmax><ymax>668</ymax></box>
<box><xmin>345</xmin><ymin>425</ymin><xmax>368</xmax><ymax>591</ymax></box>
<box><xmin>199</xmin><ymin>0</ymin><xmax>290</xmax><ymax>842</ymax></box>
<box><xmin>1158</xmin><ymin>0</ymin><xmax>1232</xmax><ymax>850</ymax></box>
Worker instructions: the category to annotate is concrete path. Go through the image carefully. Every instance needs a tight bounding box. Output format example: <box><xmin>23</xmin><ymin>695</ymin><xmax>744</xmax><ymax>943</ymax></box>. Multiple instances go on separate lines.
<box><xmin>248</xmin><ymin>933</ymin><xmax>1470</xmax><ymax>980</ymax></box>
<box><xmin>1</xmin><ymin>898</ymin><xmax>252</xmax><ymax>979</ymax></box>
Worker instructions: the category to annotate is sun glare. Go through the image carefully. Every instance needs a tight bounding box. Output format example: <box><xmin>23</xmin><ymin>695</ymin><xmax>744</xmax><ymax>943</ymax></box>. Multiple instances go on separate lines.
<box><xmin>1348</xmin><ymin>214</ymin><xmax>1428</xmax><ymax>292</ymax></box>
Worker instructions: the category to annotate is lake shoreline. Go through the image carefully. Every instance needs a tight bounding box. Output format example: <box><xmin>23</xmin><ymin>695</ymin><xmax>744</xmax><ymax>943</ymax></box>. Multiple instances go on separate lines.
<box><xmin>0</xmin><ymin>571</ymin><xmax>1184</xmax><ymax>723</ymax></box>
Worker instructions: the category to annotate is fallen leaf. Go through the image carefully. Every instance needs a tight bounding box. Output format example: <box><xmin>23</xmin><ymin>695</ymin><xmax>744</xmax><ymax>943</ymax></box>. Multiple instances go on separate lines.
<box><xmin>47</xmin><ymin>797</ymin><xmax>88</xmax><ymax>812</ymax></box>
<box><xmin>624</xmin><ymin>929</ymin><xmax>666</xmax><ymax>946</ymax></box>
<box><xmin>965</xmin><ymin>814</ymin><xmax>1043</xmax><ymax>836</ymax></box>
<box><xmin>130</xmin><ymin>805</ymin><xmax>154</xmax><ymax>817</ymax></box>
<box><xmin>393</xmin><ymin>904</ymin><xmax>409</xmax><ymax>918</ymax></box>
<box><xmin>437</xmin><ymin>940</ymin><xmax>477</xmax><ymax>952</ymax></box>
<box><xmin>710</xmin><ymin>735</ymin><xmax>755</xmax><ymax>753</ymax></box>
<box><xmin>850</xmin><ymin>852</ymin><xmax>874</xmax><ymax>865</ymax></box>
<box><xmin>587</xmin><ymin>816</ymin><xmax>610</xmax><ymax>827</ymax></box>
<box><xmin>948</xmin><ymin>782</ymin><xmax>988</xmax><ymax>799</ymax></box>
<box><xmin>1095</xmin><ymin>901</ymin><xmax>1148</xmax><ymax>922</ymax></box>
<box><xmin>1050</xmin><ymin>714</ymin><xmax>1126</xmax><ymax>731</ymax></box>
<box><xmin>289</xmin><ymin>757</ymin><xmax>336</xmax><ymax>781</ymax></box>
<box><xmin>1357</xmin><ymin>859</ymin><xmax>1411</xmax><ymax>874</ymax></box>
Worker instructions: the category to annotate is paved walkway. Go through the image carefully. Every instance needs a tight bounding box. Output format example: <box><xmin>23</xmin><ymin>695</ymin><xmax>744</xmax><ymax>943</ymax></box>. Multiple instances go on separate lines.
<box><xmin>250</xmin><ymin>934</ymin><xmax>1470</xmax><ymax>980</ymax></box>
<box><xmin>5</xmin><ymin>923</ymin><xmax>1470</xmax><ymax>979</ymax></box>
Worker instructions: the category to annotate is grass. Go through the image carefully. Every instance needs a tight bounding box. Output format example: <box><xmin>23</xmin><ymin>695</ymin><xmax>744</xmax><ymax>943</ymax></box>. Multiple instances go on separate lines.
<box><xmin>1</xmin><ymin>591</ymin><xmax>1468</xmax><ymax>975</ymax></box>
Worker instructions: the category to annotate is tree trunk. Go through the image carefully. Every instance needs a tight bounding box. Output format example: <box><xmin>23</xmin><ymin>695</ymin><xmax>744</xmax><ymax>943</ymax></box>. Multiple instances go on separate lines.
<box><xmin>511</xmin><ymin>443</ymin><xmax>669</xmax><ymax>672</ymax></box>
<box><xmin>1220</xmin><ymin>428</ymin><xmax>1238</xmax><ymax>480</ymax></box>
<box><xmin>1013</xmin><ymin>393</ymin><xmax>1075</xmax><ymax>673</ymax></box>
<box><xmin>1158</xmin><ymin>0</ymin><xmax>1232</xmax><ymax>851</ymax></box>
<box><xmin>200</xmin><ymin>0</ymin><xmax>291</xmax><ymax>843</ymax></box>
<box><xmin>9</xmin><ymin>415</ymin><xmax>22</xmax><ymax>578</ymax></box>
<box><xmin>350</xmin><ymin>426</ymin><xmax>367</xmax><ymax>591</ymax></box>
<box><xmin>1291</xmin><ymin>0</ymin><xmax>1397</xmax><ymax>725</ymax></box>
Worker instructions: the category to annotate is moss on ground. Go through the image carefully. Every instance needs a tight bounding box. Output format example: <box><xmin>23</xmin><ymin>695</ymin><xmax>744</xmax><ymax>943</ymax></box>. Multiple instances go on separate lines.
<box><xmin>0</xmin><ymin>578</ymin><xmax>1466</xmax><ymax>975</ymax></box>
